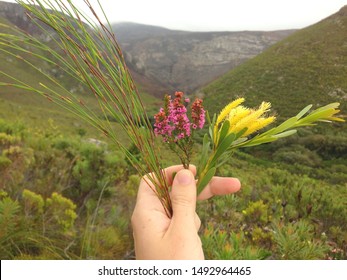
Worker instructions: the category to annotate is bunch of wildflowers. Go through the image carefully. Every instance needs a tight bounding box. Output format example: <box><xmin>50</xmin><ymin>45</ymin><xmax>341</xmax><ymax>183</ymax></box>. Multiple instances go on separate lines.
<box><xmin>154</xmin><ymin>92</ymin><xmax>205</xmax><ymax>168</ymax></box>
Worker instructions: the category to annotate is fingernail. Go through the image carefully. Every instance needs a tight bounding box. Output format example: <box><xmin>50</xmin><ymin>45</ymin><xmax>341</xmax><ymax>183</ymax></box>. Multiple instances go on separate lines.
<box><xmin>176</xmin><ymin>169</ymin><xmax>194</xmax><ymax>186</ymax></box>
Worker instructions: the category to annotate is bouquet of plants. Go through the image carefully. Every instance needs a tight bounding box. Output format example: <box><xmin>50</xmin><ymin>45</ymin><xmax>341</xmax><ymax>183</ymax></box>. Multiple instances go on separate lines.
<box><xmin>0</xmin><ymin>0</ymin><xmax>344</xmax><ymax>217</ymax></box>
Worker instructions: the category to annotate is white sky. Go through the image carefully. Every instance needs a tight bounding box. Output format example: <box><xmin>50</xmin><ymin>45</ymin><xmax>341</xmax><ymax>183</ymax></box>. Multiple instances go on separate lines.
<box><xmin>4</xmin><ymin>0</ymin><xmax>347</xmax><ymax>31</ymax></box>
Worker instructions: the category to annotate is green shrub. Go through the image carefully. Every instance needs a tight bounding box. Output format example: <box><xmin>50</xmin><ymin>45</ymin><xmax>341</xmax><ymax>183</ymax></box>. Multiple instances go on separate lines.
<box><xmin>0</xmin><ymin>119</ymin><xmax>25</xmax><ymax>136</ymax></box>
<box><xmin>0</xmin><ymin>155</ymin><xmax>11</xmax><ymax>170</ymax></box>
<box><xmin>272</xmin><ymin>220</ymin><xmax>328</xmax><ymax>259</ymax></box>
<box><xmin>0</xmin><ymin>132</ymin><xmax>20</xmax><ymax>146</ymax></box>
<box><xmin>202</xmin><ymin>223</ymin><xmax>271</xmax><ymax>260</ymax></box>
<box><xmin>242</xmin><ymin>200</ymin><xmax>269</xmax><ymax>225</ymax></box>
<box><xmin>0</xmin><ymin>189</ymin><xmax>78</xmax><ymax>259</ymax></box>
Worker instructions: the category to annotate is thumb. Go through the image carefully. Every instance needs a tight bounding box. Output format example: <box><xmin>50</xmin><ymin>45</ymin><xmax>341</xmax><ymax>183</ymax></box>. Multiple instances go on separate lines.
<box><xmin>170</xmin><ymin>169</ymin><xmax>197</xmax><ymax>226</ymax></box>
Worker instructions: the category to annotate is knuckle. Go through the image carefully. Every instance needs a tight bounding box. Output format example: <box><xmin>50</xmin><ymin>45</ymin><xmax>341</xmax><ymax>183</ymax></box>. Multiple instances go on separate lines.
<box><xmin>172</xmin><ymin>193</ymin><xmax>194</xmax><ymax>208</ymax></box>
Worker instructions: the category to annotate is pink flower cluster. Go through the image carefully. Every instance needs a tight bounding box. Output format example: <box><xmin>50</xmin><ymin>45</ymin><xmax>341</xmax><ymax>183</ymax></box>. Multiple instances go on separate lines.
<box><xmin>154</xmin><ymin>92</ymin><xmax>205</xmax><ymax>142</ymax></box>
<box><xmin>191</xmin><ymin>98</ymin><xmax>205</xmax><ymax>129</ymax></box>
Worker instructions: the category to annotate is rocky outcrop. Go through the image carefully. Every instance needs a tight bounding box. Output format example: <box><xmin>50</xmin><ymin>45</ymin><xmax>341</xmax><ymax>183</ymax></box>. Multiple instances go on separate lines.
<box><xmin>113</xmin><ymin>23</ymin><xmax>295</xmax><ymax>95</ymax></box>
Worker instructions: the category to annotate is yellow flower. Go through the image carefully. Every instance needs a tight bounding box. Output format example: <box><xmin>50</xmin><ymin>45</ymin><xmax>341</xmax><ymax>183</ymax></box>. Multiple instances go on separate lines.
<box><xmin>214</xmin><ymin>99</ymin><xmax>276</xmax><ymax>143</ymax></box>
<box><xmin>216</xmin><ymin>97</ymin><xmax>245</xmax><ymax>126</ymax></box>
<box><xmin>214</xmin><ymin>97</ymin><xmax>245</xmax><ymax>141</ymax></box>
<box><xmin>242</xmin><ymin>116</ymin><xmax>276</xmax><ymax>136</ymax></box>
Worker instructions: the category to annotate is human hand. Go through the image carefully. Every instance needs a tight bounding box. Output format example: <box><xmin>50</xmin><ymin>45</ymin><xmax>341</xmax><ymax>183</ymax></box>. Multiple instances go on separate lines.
<box><xmin>131</xmin><ymin>165</ymin><xmax>241</xmax><ymax>259</ymax></box>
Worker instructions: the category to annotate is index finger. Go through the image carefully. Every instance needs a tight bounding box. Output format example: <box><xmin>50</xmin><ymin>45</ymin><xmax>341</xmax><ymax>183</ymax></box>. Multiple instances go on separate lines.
<box><xmin>197</xmin><ymin>176</ymin><xmax>241</xmax><ymax>200</ymax></box>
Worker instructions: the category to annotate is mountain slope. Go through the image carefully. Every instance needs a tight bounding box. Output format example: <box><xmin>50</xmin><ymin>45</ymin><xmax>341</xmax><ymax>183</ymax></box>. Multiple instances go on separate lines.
<box><xmin>201</xmin><ymin>6</ymin><xmax>347</xmax><ymax>118</ymax></box>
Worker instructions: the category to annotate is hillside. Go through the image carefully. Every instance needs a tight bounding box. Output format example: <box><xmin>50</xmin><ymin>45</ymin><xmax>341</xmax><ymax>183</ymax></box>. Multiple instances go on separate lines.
<box><xmin>113</xmin><ymin>22</ymin><xmax>294</xmax><ymax>95</ymax></box>
<box><xmin>201</xmin><ymin>6</ymin><xmax>347</xmax><ymax>118</ymax></box>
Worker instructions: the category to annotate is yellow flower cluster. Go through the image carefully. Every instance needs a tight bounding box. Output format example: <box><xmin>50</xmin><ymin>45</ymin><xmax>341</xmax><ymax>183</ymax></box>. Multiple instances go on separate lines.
<box><xmin>0</xmin><ymin>133</ymin><xmax>20</xmax><ymax>146</ymax></box>
<box><xmin>22</xmin><ymin>189</ymin><xmax>45</xmax><ymax>214</ymax></box>
<box><xmin>214</xmin><ymin>98</ymin><xmax>276</xmax><ymax>142</ymax></box>
<box><xmin>46</xmin><ymin>192</ymin><xmax>77</xmax><ymax>231</ymax></box>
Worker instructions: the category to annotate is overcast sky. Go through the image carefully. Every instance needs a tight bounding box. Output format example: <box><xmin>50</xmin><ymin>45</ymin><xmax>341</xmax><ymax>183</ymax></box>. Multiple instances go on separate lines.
<box><xmin>4</xmin><ymin>0</ymin><xmax>347</xmax><ymax>31</ymax></box>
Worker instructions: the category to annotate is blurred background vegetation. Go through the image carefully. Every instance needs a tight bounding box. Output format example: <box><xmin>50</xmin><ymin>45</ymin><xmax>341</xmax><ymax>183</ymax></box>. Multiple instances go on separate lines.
<box><xmin>0</xmin><ymin>116</ymin><xmax>346</xmax><ymax>259</ymax></box>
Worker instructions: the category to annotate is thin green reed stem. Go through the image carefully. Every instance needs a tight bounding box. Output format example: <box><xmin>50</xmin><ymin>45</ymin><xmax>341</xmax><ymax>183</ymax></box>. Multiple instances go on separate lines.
<box><xmin>81</xmin><ymin>1</ymin><xmax>171</xmax><ymax>208</ymax></box>
<box><xmin>3</xmin><ymin>0</ymin><xmax>173</xmax><ymax>216</ymax></box>
<box><xmin>19</xmin><ymin>2</ymin><xmax>134</xmax><ymax>129</ymax></box>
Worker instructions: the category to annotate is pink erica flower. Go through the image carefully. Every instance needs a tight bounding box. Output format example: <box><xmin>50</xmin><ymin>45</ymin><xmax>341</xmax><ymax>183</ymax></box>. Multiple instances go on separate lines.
<box><xmin>155</xmin><ymin>92</ymin><xmax>201</xmax><ymax>142</ymax></box>
<box><xmin>153</xmin><ymin>91</ymin><xmax>206</xmax><ymax>168</ymax></box>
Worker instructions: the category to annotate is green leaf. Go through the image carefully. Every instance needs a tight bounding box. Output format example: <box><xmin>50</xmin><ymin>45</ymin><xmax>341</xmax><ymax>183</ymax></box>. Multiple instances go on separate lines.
<box><xmin>217</xmin><ymin>120</ymin><xmax>230</xmax><ymax>146</ymax></box>
<box><xmin>297</xmin><ymin>108</ymin><xmax>338</xmax><ymax>125</ymax></box>
<box><xmin>235</xmin><ymin>129</ymin><xmax>297</xmax><ymax>148</ymax></box>
<box><xmin>198</xmin><ymin>134</ymin><xmax>211</xmax><ymax>174</ymax></box>
<box><xmin>240</xmin><ymin>136</ymin><xmax>277</xmax><ymax>147</ymax></box>
<box><xmin>209</xmin><ymin>133</ymin><xmax>236</xmax><ymax>167</ymax></box>
<box><xmin>208</xmin><ymin>113</ymin><xmax>217</xmax><ymax>141</ymax></box>
<box><xmin>231</xmin><ymin>137</ymin><xmax>247</xmax><ymax>146</ymax></box>
<box><xmin>274</xmin><ymin>129</ymin><xmax>297</xmax><ymax>138</ymax></box>
<box><xmin>296</xmin><ymin>104</ymin><xmax>312</xmax><ymax>119</ymax></box>
<box><xmin>235</xmin><ymin>127</ymin><xmax>248</xmax><ymax>139</ymax></box>
<box><xmin>261</xmin><ymin>116</ymin><xmax>298</xmax><ymax>136</ymax></box>
<box><xmin>197</xmin><ymin>167</ymin><xmax>216</xmax><ymax>194</ymax></box>
<box><xmin>312</xmin><ymin>102</ymin><xmax>340</xmax><ymax>113</ymax></box>
<box><xmin>209</xmin><ymin>126</ymin><xmax>213</xmax><ymax>143</ymax></box>
<box><xmin>206</xmin><ymin>111</ymin><xmax>213</xmax><ymax>126</ymax></box>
